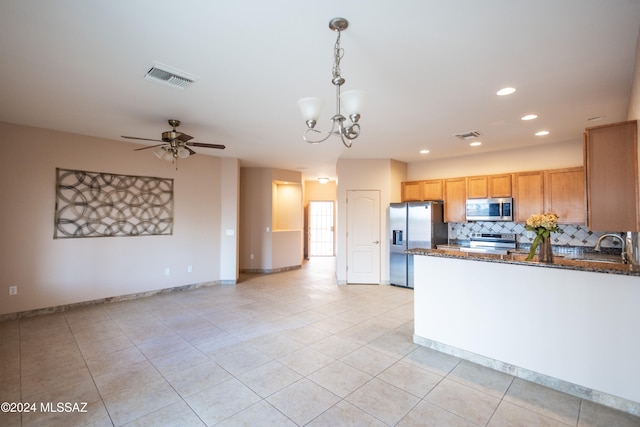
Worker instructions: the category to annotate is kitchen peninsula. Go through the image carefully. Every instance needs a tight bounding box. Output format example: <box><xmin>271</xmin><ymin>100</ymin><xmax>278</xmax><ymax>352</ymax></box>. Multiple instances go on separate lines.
<box><xmin>411</xmin><ymin>249</ymin><xmax>640</xmax><ymax>415</ymax></box>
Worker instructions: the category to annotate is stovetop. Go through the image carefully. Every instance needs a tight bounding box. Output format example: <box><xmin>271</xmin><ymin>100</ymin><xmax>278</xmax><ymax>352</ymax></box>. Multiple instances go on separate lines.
<box><xmin>462</xmin><ymin>233</ymin><xmax>517</xmax><ymax>254</ymax></box>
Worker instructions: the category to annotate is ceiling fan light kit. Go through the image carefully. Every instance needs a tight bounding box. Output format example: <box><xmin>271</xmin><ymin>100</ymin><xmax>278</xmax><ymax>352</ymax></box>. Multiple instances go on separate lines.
<box><xmin>298</xmin><ymin>17</ymin><xmax>365</xmax><ymax>148</ymax></box>
<box><xmin>122</xmin><ymin>119</ymin><xmax>225</xmax><ymax>169</ymax></box>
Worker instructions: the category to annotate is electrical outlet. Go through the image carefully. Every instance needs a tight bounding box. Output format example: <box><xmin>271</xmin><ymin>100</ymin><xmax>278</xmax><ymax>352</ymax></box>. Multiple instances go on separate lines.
<box><xmin>165</xmin><ymin>268</ymin><xmax>171</xmax><ymax>276</ymax></box>
<box><xmin>9</xmin><ymin>286</ymin><xmax>17</xmax><ymax>295</ymax></box>
<box><xmin>187</xmin><ymin>265</ymin><xmax>193</xmax><ymax>273</ymax></box>
<box><xmin>250</xmin><ymin>254</ymin><xmax>254</xmax><ymax>260</ymax></box>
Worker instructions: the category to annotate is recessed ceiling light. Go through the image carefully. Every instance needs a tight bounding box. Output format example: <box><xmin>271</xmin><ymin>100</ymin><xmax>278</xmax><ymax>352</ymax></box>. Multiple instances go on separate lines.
<box><xmin>420</xmin><ymin>149</ymin><xmax>430</xmax><ymax>154</ymax></box>
<box><xmin>535</xmin><ymin>130</ymin><xmax>550</xmax><ymax>136</ymax></box>
<box><xmin>521</xmin><ymin>114</ymin><xmax>538</xmax><ymax>121</ymax></box>
<box><xmin>497</xmin><ymin>87</ymin><xmax>516</xmax><ymax>96</ymax></box>
<box><xmin>470</xmin><ymin>141</ymin><xmax>482</xmax><ymax>147</ymax></box>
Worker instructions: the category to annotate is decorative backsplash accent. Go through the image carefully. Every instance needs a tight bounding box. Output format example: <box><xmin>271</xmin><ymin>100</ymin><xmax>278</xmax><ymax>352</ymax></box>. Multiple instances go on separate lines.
<box><xmin>448</xmin><ymin>222</ymin><xmax>623</xmax><ymax>250</ymax></box>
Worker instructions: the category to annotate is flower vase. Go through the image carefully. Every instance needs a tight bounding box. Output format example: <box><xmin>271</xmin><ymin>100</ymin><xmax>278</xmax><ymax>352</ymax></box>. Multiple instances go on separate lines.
<box><xmin>538</xmin><ymin>236</ymin><xmax>554</xmax><ymax>263</ymax></box>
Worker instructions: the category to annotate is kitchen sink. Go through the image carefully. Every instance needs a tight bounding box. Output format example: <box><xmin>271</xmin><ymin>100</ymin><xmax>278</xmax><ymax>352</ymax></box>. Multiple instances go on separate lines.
<box><xmin>563</xmin><ymin>255</ymin><xmax>624</xmax><ymax>264</ymax></box>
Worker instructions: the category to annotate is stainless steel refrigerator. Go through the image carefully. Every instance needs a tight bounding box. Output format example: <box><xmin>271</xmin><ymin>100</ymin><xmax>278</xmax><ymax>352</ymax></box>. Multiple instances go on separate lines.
<box><xmin>389</xmin><ymin>201</ymin><xmax>448</xmax><ymax>288</ymax></box>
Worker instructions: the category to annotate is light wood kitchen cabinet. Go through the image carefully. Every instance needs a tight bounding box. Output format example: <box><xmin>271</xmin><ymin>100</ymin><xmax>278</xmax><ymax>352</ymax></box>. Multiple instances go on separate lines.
<box><xmin>584</xmin><ymin>120</ymin><xmax>639</xmax><ymax>231</ymax></box>
<box><xmin>513</xmin><ymin>171</ymin><xmax>544</xmax><ymax>222</ymax></box>
<box><xmin>489</xmin><ymin>174</ymin><xmax>512</xmax><ymax>198</ymax></box>
<box><xmin>444</xmin><ymin>177</ymin><xmax>467</xmax><ymax>222</ymax></box>
<box><xmin>467</xmin><ymin>174</ymin><xmax>512</xmax><ymax>198</ymax></box>
<box><xmin>544</xmin><ymin>167</ymin><xmax>585</xmax><ymax>224</ymax></box>
<box><xmin>401</xmin><ymin>181</ymin><xmax>423</xmax><ymax>201</ymax></box>
<box><xmin>401</xmin><ymin>179</ymin><xmax>444</xmax><ymax>201</ymax></box>
<box><xmin>402</xmin><ymin>168</ymin><xmax>583</xmax><ymax>224</ymax></box>
<box><xmin>467</xmin><ymin>176</ymin><xmax>488</xmax><ymax>198</ymax></box>
<box><xmin>422</xmin><ymin>179</ymin><xmax>444</xmax><ymax>200</ymax></box>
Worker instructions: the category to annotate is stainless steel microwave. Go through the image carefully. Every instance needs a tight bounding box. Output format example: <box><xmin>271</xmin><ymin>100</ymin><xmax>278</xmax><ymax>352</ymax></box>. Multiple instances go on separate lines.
<box><xmin>465</xmin><ymin>198</ymin><xmax>513</xmax><ymax>221</ymax></box>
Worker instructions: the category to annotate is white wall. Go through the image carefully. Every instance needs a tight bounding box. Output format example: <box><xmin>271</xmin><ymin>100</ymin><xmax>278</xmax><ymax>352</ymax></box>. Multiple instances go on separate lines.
<box><xmin>239</xmin><ymin>167</ymin><xmax>303</xmax><ymax>272</ymax></box>
<box><xmin>336</xmin><ymin>159</ymin><xmax>407</xmax><ymax>284</ymax></box>
<box><xmin>627</xmin><ymin>26</ymin><xmax>640</xmax><ymax>121</ymax></box>
<box><xmin>0</xmin><ymin>122</ymin><xmax>238</xmax><ymax>316</ymax></box>
<box><xmin>414</xmin><ymin>255</ymin><xmax>640</xmax><ymax>411</ymax></box>
<box><xmin>240</xmin><ymin>168</ymin><xmax>273</xmax><ymax>271</ymax></box>
<box><xmin>219</xmin><ymin>158</ymin><xmax>240</xmax><ymax>283</ymax></box>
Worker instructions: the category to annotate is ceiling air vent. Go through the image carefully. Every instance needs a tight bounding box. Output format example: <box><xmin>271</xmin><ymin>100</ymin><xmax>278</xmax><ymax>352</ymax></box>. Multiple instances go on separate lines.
<box><xmin>454</xmin><ymin>130</ymin><xmax>481</xmax><ymax>140</ymax></box>
<box><xmin>143</xmin><ymin>63</ymin><xmax>198</xmax><ymax>90</ymax></box>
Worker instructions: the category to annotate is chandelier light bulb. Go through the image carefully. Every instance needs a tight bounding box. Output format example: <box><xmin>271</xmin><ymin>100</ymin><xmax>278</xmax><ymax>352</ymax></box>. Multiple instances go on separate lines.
<box><xmin>341</xmin><ymin>90</ymin><xmax>366</xmax><ymax>118</ymax></box>
<box><xmin>177</xmin><ymin>147</ymin><xmax>190</xmax><ymax>158</ymax></box>
<box><xmin>298</xmin><ymin>97</ymin><xmax>324</xmax><ymax>125</ymax></box>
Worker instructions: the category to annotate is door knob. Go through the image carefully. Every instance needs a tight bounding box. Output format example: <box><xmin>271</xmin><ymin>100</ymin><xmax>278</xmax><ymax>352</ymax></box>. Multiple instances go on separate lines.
<box><xmin>373</xmin><ymin>240</ymin><xmax>379</xmax><ymax>244</ymax></box>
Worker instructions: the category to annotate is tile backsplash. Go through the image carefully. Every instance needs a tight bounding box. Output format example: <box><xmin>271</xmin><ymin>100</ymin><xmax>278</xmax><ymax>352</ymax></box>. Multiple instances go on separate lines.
<box><xmin>448</xmin><ymin>222</ymin><xmax>624</xmax><ymax>250</ymax></box>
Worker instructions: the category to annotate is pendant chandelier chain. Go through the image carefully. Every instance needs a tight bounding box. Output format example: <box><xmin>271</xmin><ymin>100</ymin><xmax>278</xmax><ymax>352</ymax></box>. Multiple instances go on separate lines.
<box><xmin>332</xmin><ymin>30</ymin><xmax>344</xmax><ymax>82</ymax></box>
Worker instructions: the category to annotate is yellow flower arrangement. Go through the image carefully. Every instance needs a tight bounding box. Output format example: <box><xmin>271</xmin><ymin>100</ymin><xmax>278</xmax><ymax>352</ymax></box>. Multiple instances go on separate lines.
<box><xmin>525</xmin><ymin>213</ymin><xmax>559</xmax><ymax>261</ymax></box>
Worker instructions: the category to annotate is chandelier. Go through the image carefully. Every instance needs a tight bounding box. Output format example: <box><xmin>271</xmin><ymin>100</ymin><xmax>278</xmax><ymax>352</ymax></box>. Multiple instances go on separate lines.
<box><xmin>297</xmin><ymin>18</ymin><xmax>365</xmax><ymax>148</ymax></box>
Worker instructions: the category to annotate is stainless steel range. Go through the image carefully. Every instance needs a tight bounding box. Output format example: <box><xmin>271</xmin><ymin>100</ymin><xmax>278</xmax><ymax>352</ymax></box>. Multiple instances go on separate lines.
<box><xmin>460</xmin><ymin>233</ymin><xmax>516</xmax><ymax>255</ymax></box>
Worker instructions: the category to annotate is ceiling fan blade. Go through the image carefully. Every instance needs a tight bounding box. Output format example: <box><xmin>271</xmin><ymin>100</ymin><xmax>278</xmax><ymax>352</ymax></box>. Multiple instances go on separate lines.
<box><xmin>185</xmin><ymin>146</ymin><xmax>196</xmax><ymax>156</ymax></box>
<box><xmin>122</xmin><ymin>136</ymin><xmax>164</xmax><ymax>143</ymax></box>
<box><xmin>187</xmin><ymin>142</ymin><xmax>226</xmax><ymax>150</ymax></box>
<box><xmin>176</xmin><ymin>133</ymin><xmax>193</xmax><ymax>142</ymax></box>
<box><xmin>133</xmin><ymin>143</ymin><xmax>168</xmax><ymax>151</ymax></box>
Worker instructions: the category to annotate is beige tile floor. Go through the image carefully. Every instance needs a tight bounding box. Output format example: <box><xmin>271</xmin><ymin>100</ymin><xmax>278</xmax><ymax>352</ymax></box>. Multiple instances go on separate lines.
<box><xmin>1</xmin><ymin>257</ymin><xmax>639</xmax><ymax>426</ymax></box>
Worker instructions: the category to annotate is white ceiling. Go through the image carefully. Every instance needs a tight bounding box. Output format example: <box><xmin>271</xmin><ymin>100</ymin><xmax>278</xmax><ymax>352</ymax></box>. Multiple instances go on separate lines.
<box><xmin>1</xmin><ymin>1</ymin><xmax>639</xmax><ymax>180</ymax></box>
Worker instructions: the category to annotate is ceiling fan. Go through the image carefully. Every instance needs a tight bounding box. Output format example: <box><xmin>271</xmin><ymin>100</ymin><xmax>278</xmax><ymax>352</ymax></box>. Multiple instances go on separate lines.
<box><xmin>122</xmin><ymin>119</ymin><xmax>225</xmax><ymax>169</ymax></box>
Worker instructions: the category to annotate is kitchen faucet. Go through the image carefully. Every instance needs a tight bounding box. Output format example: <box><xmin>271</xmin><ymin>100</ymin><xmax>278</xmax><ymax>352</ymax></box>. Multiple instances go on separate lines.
<box><xmin>594</xmin><ymin>233</ymin><xmax>627</xmax><ymax>264</ymax></box>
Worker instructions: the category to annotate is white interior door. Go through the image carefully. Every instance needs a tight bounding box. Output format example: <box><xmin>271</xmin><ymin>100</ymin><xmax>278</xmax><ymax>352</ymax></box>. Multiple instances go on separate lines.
<box><xmin>347</xmin><ymin>190</ymin><xmax>380</xmax><ymax>284</ymax></box>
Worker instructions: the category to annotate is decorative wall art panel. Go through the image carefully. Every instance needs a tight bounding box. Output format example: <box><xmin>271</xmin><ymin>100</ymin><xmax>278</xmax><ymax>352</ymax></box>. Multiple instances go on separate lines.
<box><xmin>54</xmin><ymin>168</ymin><xmax>174</xmax><ymax>239</ymax></box>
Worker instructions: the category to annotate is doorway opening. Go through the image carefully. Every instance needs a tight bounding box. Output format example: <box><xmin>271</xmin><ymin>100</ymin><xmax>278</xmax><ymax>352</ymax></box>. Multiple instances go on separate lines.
<box><xmin>308</xmin><ymin>201</ymin><xmax>335</xmax><ymax>256</ymax></box>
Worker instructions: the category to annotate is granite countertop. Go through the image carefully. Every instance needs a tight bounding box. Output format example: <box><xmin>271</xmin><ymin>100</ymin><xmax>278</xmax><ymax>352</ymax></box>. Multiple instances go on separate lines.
<box><xmin>407</xmin><ymin>248</ymin><xmax>640</xmax><ymax>276</ymax></box>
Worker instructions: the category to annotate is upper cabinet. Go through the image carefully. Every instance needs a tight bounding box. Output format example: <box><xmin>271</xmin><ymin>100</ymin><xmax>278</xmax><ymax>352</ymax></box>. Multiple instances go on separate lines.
<box><xmin>544</xmin><ymin>167</ymin><xmax>585</xmax><ymax>224</ymax></box>
<box><xmin>489</xmin><ymin>174</ymin><xmax>512</xmax><ymax>198</ymax></box>
<box><xmin>513</xmin><ymin>171</ymin><xmax>544</xmax><ymax>223</ymax></box>
<box><xmin>422</xmin><ymin>179</ymin><xmax>444</xmax><ymax>201</ymax></box>
<box><xmin>467</xmin><ymin>174</ymin><xmax>512</xmax><ymax>198</ymax></box>
<box><xmin>401</xmin><ymin>181</ymin><xmax>423</xmax><ymax>202</ymax></box>
<box><xmin>467</xmin><ymin>176</ymin><xmax>488</xmax><ymax>198</ymax></box>
<box><xmin>584</xmin><ymin>120</ymin><xmax>639</xmax><ymax>231</ymax></box>
<box><xmin>401</xmin><ymin>179</ymin><xmax>444</xmax><ymax>202</ymax></box>
<box><xmin>444</xmin><ymin>178</ymin><xmax>467</xmax><ymax>222</ymax></box>
<box><xmin>402</xmin><ymin>168</ymin><xmax>584</xmax><ymax>224</ymax></box>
